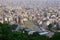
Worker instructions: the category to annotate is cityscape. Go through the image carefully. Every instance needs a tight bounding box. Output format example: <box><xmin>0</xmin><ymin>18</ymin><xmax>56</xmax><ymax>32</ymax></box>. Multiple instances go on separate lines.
<box><xmin>0</xmin><ymin>0</ymin><xmax>60</xmax><ymax>40</ymax></box>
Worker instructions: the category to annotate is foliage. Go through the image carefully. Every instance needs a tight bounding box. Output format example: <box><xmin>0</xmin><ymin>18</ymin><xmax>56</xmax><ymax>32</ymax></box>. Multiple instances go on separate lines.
<box><xmin>0</xmin><ymin>22</ymin><xmax>60</xmax><ymax>40</ymax></box>
<box><xmin>50</xmin><ymin>32</ymin><xmax>60</xmax><ymax>40</ymax></box>
<box><xmin>48</xmin><ymin>23</ymin><xmax>53</xmax><ymax>31</ymax></box>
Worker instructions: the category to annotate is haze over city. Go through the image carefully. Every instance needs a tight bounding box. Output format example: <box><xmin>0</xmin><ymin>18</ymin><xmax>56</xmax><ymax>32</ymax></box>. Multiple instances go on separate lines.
<box><xmin>0</xmin><ymin>0</ymin><xmax>60</xmax><ymax>7</ymax></box>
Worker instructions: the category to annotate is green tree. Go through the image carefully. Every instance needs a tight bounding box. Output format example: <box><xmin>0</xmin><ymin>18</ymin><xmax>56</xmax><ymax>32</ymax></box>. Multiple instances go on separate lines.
<box><xmin>50</xmin><ymin>32</ymin><xmax>60</xmax><ymax>40</ymax></box>
<box><xmin>48</xmin><ymin>23</ymin><xmax>53</xmax><ymax>31</ymax></box>
<box><xmin>29</xmin><ymin>32</ymin><xmax>49</xmax><ymax>40</ymax></box>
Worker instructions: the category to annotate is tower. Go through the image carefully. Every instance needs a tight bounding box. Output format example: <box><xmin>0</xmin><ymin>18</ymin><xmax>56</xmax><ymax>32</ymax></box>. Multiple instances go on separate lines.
<box><xmin>18</xmin><ymin>15</ymin><xmax>24</xmax><ymax>25</ymax></box>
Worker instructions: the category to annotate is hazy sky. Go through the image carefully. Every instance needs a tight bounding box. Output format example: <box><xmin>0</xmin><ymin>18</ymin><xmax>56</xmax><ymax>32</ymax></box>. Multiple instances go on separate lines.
<box><xmin>0</xmin><ymin>0</ymin><xmax>60</xmax><ymax>7</ymax></box>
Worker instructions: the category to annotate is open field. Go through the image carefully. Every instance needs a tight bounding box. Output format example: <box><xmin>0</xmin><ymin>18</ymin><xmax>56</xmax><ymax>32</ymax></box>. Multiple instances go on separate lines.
<box><xmin>24</xmin><ymin>21</ymin><xmax>37</xmax><ymax>29</ymax></box>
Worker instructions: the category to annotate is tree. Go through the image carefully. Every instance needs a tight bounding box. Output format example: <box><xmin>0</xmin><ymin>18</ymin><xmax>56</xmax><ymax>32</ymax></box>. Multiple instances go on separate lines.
<box><xmin>31</xmin><ymin>35</ymin><xmax>49</xmax><ymax>40</ymax></box>
<box><xmin>50</xmin><ymin>32</ymin><xmax>60</xmax><ymax>40</ymax></box>
<box><xmin>29</xmin><ymin>32</ymin><xmax>49</xmax><ymax>40</ymax></box>
<box><xmin>48</xmin><ymin>23</ymin><xmax>53</xmax><ymax>31</ymax></box>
